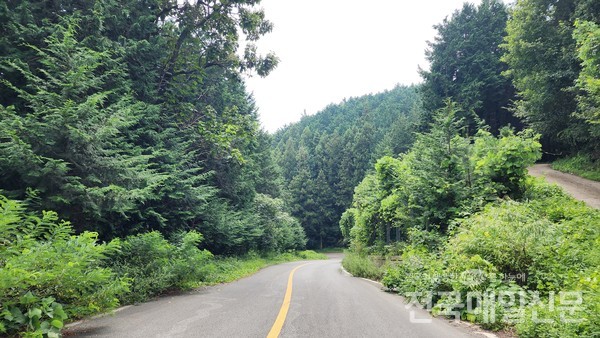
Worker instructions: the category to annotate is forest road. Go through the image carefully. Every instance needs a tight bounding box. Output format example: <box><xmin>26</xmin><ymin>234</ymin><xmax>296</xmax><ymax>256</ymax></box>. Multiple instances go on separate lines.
<box><xmin>528</xmin><ymin>163</ymin><xmax>600</xmax><ymax>209</ymax></box>
<box><xmin>64</xmin><ymin>254</ymin><xmax>484</xmax><ymax>338</ymax></box>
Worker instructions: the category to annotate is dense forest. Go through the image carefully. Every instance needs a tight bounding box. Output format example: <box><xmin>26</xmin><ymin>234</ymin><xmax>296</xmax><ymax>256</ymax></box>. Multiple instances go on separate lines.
<box><xmin>0</xmin><ymin>0</ymin><xmax>305</xmax><ymax>255</ymax></box>
<box><xmin>278</xmin><ymin>0</ymin><xmax>600</xmax><ymax>248</ymax></box>
<box><xmin>1</xmin><ymin>0</ymin><xmax>599</xmax><ymax>336</ymax></box>
<box><xmin>338</xmin><ymin>0</ymin><xmax>600</xmax><ymax>337</ymax></box>
<box><xmin>0</xmin><ymin>1</ymin><xmax>312</xmax><ymax>336</ymax></box>
<box><xmin>273</xmin><ymin>85</ymin><xmax>421</xmax><ymax>248</ymax></box>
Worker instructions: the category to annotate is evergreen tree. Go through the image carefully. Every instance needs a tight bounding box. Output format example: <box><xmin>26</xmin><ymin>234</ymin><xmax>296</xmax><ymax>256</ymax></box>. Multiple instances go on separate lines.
<box><xmin>274</xmin><ymin>85</ymin><xmax>420</xmax><ymax>247</ymax></box>
<box><xmin>0</xmin><ymin>1</ymin><xmax>306</xmax><ymax>253</ymax></box>
<box><xmin>502</xmin><ymin>0</ymin><xmax>600</xmax><ymax>155</ymax></box>
<box><xmin>420</xmin><ymin>0</ymin><xmax>520</xmax><ymax>134</ymax></box>
<box><xmin>0</xmin><ymin>20</ymin><xmax>161</xmax><ymax>235</ymax></box>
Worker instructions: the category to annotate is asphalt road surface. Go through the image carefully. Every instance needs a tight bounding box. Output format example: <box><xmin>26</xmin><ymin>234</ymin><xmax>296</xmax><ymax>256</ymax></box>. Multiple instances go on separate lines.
<box><xmin>528</xmin><ymin>163</ymin><xmax>600</xmax><ymax>209</ymax></box>
<box><xmin>64</xmin><ymin>254</ymin><xmax>482</xmax><ymax>338</ymax></box>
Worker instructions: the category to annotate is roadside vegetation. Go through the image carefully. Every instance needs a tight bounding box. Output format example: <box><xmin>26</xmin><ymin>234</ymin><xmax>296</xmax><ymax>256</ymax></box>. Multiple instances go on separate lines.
<box><xmin>202</xmin><ymin>250</ymin><xmax>327</xmax><ymax>285</ymax></box>
<box><xmin>1</xmin><ymin>0</ymin><xmax>599</xmax><ymax>337</ymax></box>
<box><xmin>341</xmin><ymin>103</ymin><xmax>600</xmax><ymax>336</ymax></box>
<box><xmin>338</xmin><ymin>1</ymin><xmax>600</xmax><ymax>335</ymax></box>
<box><xmin>0</xmin><ymin>1</ymin><xmax>311</xmax><ymax>336</ymax></box>
<box><xmin>0</xmin><ymin>195</ymin><xmax>325</xmax><ymax>336</ymax></box>
<box><xmin>552</xmin><ymin>153</ymin><xmax>600</xmax><ymax>182</ymax></box>
<box><xmin>341</xmin><ymin>252</ymin><xmax>386</xmax><ymax>281</ymax></box>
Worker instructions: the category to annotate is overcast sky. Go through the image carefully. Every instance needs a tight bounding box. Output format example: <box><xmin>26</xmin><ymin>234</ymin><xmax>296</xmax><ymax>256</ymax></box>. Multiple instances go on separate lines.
<box><xmin>244</xmin><ymin>0</ymin><xmax>481</xmax><ymax>132</ymax></box>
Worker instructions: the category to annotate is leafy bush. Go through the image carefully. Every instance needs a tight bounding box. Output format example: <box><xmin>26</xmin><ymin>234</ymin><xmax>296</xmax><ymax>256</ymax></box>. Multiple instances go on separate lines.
<box><xmin>0</xmin><ymin>196</ymin><xmax>128</xmax><ymax>336</ymax></box>
<box><xmin>472</xmin><ymin>128</ymin><xmax>542</xmax><ymax>197</ymax></box>
<box><xmin>367</xmin><ymin>178</ymin><xmax>599</xmax><ymax>334</ymax></box>
<box><xmin>443</xmin><ymin>179</ymin><xmax>600</xmax><ymax>333</ymax></box>
<box><xmin>382</xmin><ymin>245</ymin><xmax>445</xmax><ymax>294</ymax></box>
<box><xmin>108</xmin><ymin>231</ymin><xmax>213</xmax><ymax>304</ymax></box>
<box><xmin>515</xmin><ymin>274</ymin><xmax>599</xmax><ymax>338</ymax></box>
<box><xmin>448</xmin><ymin>201</ymin><xmax>557</xmax><ymax>286</ymax></box>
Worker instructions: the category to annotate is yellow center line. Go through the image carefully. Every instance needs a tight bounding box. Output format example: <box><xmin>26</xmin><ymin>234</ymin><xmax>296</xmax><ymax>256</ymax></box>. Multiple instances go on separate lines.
<box><xmin>267</xmin><ymin>263</ymin><xmax>309</xmax><ymax>338</ymax></box>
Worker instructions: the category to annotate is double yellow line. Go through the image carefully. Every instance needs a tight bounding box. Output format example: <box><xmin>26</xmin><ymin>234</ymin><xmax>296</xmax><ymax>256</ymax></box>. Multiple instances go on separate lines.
<box><xmin>266</xmin><ymin>263</ymin><xmax>309</xmax><ymax>338</ymax></box>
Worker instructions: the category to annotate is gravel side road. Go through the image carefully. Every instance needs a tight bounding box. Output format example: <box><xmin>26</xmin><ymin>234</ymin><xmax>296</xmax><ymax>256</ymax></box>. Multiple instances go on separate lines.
<box><xmin>528</xmin><ymin>163</ymin><xmax>600</xmax><ymax>209</ymax></box>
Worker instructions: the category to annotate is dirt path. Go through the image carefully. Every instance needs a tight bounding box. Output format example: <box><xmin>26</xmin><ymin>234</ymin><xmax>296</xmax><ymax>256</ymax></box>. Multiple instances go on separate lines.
<box><xmin>528</xmin><ymin>164</ymin><xmax>600</xmax><ymax>209</ymax></box>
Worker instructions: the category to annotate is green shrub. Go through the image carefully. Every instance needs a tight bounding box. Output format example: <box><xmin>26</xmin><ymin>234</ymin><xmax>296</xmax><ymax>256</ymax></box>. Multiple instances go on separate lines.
<box><xmin>442</xmin><ymin>179</ymin><xmax>600</xmax><ymax>333</ymax></box>
<box><xmin>448</xmin><ymin>200</ymin><xmax>558</xmax><ymax>286</ymax></box>
<box><xmin>0</xmin><ymin>196</ymin><xmax>128</xmax><ymax>336</ymax></box>
<box><xmin>472</xmin><ymin>128</ymin><xmax>542</xmax><ymax>197</ymax></box>
<box><xmin>109</xmin><ymin>231</ymin><xmax>213</xmax><ymax>304</ymax></box>
<box><xmin>382</xmin><ymin>245</ymin><xmax>445</xmax><ymax>294</ymax></box>
<box><xmin>515</xmin><ymin>289</ymin><xmax>595</xmax><ymax>338</ymax></box>
<box><xmin>341</xmin><ymin>252</ymin><xmax>385</xmax><ymax>281</ymax></box>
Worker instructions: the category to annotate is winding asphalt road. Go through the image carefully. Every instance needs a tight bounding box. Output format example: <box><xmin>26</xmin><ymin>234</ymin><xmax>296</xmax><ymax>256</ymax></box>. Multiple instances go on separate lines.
<box><xmin>64</xmin><ymin>254</ymin><xmax>482</xmax><ymax>338</ymax></box>
<box><xmin>63</xmin><ymin>165</ymin><xmax>598</xmax><ymax>338</ymax></box>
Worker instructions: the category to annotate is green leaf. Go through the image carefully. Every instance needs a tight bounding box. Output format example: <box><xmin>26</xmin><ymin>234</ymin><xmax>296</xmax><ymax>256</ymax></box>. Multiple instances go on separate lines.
<box><xmin>51</xmin><ymin>319</ymin><xmax>64</xmax><ymax>329</ymax></box>
<box><xmin>28</xmin><ymin>308</ymin><xmax>42</xmax><ymax>319</ymax></box>
<box><xmin>10</xmin><ymin>307</ymin><xmax>26</xmax><ymax>324</ymax></box>
<box><xmin>20</xmin><ymin>291</ymin><xmax>37</xmax><ymax>305</ymax></box>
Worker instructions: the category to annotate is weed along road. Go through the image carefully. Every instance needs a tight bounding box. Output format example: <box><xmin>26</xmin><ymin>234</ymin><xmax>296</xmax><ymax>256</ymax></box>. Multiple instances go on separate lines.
<box><xmin>64</xmin><ymin>254</ymin><xmax>480</xmax><ymax>338</ymax></box>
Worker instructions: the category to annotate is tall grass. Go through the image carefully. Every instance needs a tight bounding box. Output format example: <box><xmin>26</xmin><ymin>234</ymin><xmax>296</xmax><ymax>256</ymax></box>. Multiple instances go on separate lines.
<box><xmin>552</xmin><ymin>153</ymin><xmax>600</xmax><ymax>181</ymax></box>
<box><xmin>341</xmin><ymin>252</ymin><xmax>385</xmax><ymax>281</ymax></box>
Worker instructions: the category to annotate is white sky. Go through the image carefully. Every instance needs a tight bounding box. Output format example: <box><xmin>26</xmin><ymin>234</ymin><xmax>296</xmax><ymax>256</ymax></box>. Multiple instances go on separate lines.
<box><xmin>244</xmin><ymin>0</ymin><xmax>480</xmax><ymax>132</ymax></box>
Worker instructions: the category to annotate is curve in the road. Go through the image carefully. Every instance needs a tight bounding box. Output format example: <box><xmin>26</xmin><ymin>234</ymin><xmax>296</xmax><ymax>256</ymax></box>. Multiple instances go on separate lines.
<box><xmin>64</xmin><ymin>255</ymin><xmax>482</xmax><ymax>338</ymax></box>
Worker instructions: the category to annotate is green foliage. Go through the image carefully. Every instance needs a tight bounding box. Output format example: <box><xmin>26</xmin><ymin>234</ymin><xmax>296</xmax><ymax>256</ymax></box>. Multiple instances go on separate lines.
<box><xmin>339</xmin><ymin>96</ymin><xmax>599</xmax><ymax>334</ymax></box>
<box><xmin>339</xmin><ymin>208</ymin><xmax>358</xmax><ymax>244</ymax></box>
<box><xmin>573</xmin><ymin>19</ymin><xmax>600</xmax><ymax>126</ymax></box>
<box><xmin>342</xmin><ymin>101</ymin><xmax>542</xmax><ymax>249</ymax></box>
<box><xmin>253</xmin><ymin>194</ymin><xmax>307</xmax><ymax>252</ymax></box>
<box><xmin>295</xmin><ymin>250</ymin><xmax>328</xmax><ymax>260</ymax></box>
<box><xmin>374</xmin><ymin>178</ymin><xmax>599</xmax><ymax>333</ymax></box>
<box><xmin>552</xmin><ymin>153</ymin><xmax>600</xmax><ymax>181</ymax></box>
<box><xmin>472</xmin><ymin>128</ymin><xmax>543</xmax><ymax>197</ymax></box>
<box><xmin>1</xmin><ymin>292</ymin><xmax>67</xmax><ymax>338</ymax></box>
<box><xmin>448</xmin><ymin>201</ymin><xmax>558</xmax><ymax>289</ymax></box>
<box><xmin>420</xmin><ymin>0</ymin><xmax>520</xmax><ymax>133</ymax></box>
<box><xmin>0</xmin><ymin>19</ymin><xmax>161</xmax><ymax>235</ymax></box>
<box><xmin>0</xmin><ymin>196</ymin><xmax>128</xmax><ymax>336</ymax></box>
<box><xmin>274</xmin><ymin>85</ymin><xmax>421</xmax><ymax>248</ymax></box>
<box><xmin>382</xmin><ymin>245</ymin><xmax>445</xmax><ymax>294</ymax></box>
<box><xmin>0</xmin><ymin>0</ymin><xmax>305</xmax><ymax>256</ymax></box>
<box><xmin>501</xmin><ymin>0</ymin><xmax>599</xmax><ymax>154</ymax></box>
<box><xmin>108</xmin><ymin>231</ymin><xmax>213</xmax><ymax>304</ymax></box>
<box><xmin>341</xmin><ymin>252</ymin><xmax>385</xmax><ymax>281</ymax></box>
<box><xmin>573</xmin><ymin>20</ymin><xmax>600</xmax><ymax>129</ymax></box>
<box><xmin>202</xmin><ymin>250</ymin><xmax>326</xmax><ymax>285</ymax></box>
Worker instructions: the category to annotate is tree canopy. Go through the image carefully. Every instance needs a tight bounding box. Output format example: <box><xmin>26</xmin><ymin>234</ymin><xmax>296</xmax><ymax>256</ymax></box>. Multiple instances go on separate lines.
<box><xmin>0</xmin><ymin>0</ymin><xmax>304</xmax><ymax>255</ymax></box>
<box><xmin>420</xmin><ymin>0</ymin><xmax>521</xmax><ymax>134</ymax></box>
<box><xmin>502</xmin><ymin>0</ymin><xmax>600</xmax><ymax>156</ymax></box>
<box><xmin>273</xmin><ymin>86</ymin><xmax>421</xmax><ymax>248</ymax></box>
